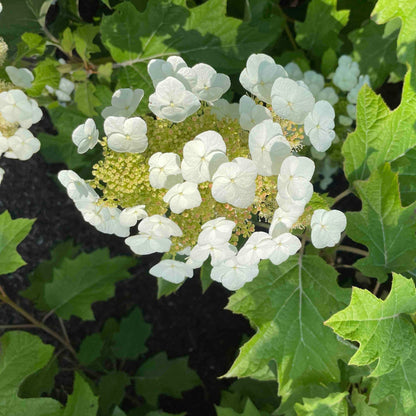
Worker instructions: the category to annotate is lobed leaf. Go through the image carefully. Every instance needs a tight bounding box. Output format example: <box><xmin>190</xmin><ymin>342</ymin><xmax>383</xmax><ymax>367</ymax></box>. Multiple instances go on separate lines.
<box><xmin>0</xmin><ymin>211</ymin><xmax>34</xmax><ymax>276</ymax></box>
<box><xmin>346</xmin><ymin>164</ymin><xmax>416</xmax><ymax>281</ymax></box>
<box><xmin>326</xmin><ymin>274</ymin><xmax>416</xmax><ymax>376</ymax></box>
<box><xmin>226</xmin><ymin>256</ymin><xmax>352</xmax><ymax>405</ymax></box>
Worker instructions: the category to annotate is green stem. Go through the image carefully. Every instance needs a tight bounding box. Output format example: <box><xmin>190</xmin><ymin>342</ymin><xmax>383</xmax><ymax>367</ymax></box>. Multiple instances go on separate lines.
<box><xmin>336</xmin><ymin>245</ymin><xmax>368</xmax><ymax>257</ymax></box>
<box><xmin>276</xmin><ymin>5</ymin><xmax>298</xmax><ymax>50</ymax></box>
<box><xmin>0</xmin><ymin>286</ymin><xmax>77</xmax><ymax>358</ymax></box>
<box><xmin>332</xmin><ymin>188</ymin><xmax>352</xmax><ymax>206</ymax></box>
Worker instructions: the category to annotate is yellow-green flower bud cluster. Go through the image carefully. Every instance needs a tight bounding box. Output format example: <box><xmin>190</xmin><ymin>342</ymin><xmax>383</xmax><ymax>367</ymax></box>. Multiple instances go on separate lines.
<box><xmin>92</xmin><ymin>107</ymin><xmax>304</xmax><ymax>251</ymax></box>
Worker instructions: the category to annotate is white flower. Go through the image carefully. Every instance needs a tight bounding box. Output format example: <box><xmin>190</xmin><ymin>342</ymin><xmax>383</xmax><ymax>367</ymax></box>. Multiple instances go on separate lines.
<box><xmin>197</xmin><ymin>217</ymin><xmax>235</xmax><ymax>245</ymax></box>
<box><xmin>104</xmin><ymin>116</ymin><xmax>148</xmax><ymax>153</ymax></box>
<box><xmin>249</xmin><ymin>119</ymin><xmax>292</xmax><ymax>176</ymax></box>
<box><xmin>71</xmin><ymin>118</ymin><xmax>99</xmax><ymax>154</ymax></box>
<box><xmin>125</xmin><ymin>233</ymin><xmax>172</xmax><ymax>255</ymax></box>
<box><xmin>271</xmin><ymin>77</ymin><xmax>315</xmax><ymax>124</ymax></box>
<box><xmin>0</xmin><ymin>89</ymin><xmax>42</xmax><ymax>128</ymax></box>
<box><xmin>163</xmin><ymin>181</ymin><xmax>202</xmax><ymax>214</ymax></box>
<box><xmin>191</xmin><ymin>63</ymin><xmax>230</xmax><ymax>102</ymax></box>
<box><xmin>311</xmin><ymin>209</ymin><xmax>347</xmax><ymax>249</ymax></box>
<box><xmin>333</xmin><ymin>56</ymin><xmax>359</xmax><ymax>92</ymax></box>
<box><xmin>190</xmin><ymin>242</ymin><xmax>236</xmax><ymax>266</ymax></box>
<box><xmin>277</xmin><ymin>156</ymin><xmax>315</xmax><ymax>206</ymax></box>
<box><xmin>6</xmin><ymin>66</ymin><xmax>34</xmax><ymax>89</ymax></box>
<box><xmin>181</xmin><ymin>131</ymin><xmax>227</xmax><ymax>183</ymax></box>
<box><xmin>150</xmin><ymin>259</ymin><xmax>194</xmax><ymax>283</ymax></box>
<box><xmin>304</xmin><ymin>101</ymin><xmax>336</xmax><ymax>152</ymax></box>
<box><xmin>211</xmin><ymin>255</ymin><xmax>258</xmax><ymax>290</ymax></box>
<box><xmin>138</xmin><ymin>215</ymin><xmax>182</xmax><ymax>238</ymax></box>
<box><xmin>211</xmin><ymin>157</ymin><xmax>257</xmax><ymax>208</ymax></box>
<box><xmin>239</xmin><ymin>96</ymin><xmax>272</xmax><ymax>131</ymax></box>
<box><xmin>269</xmin><ymin>207</ymin><xmax>302</xmax><ymax>236</ymax></box>
<box><xmin>347</xmin><ymin>75</ymin><xmax>371</xmax><ymax>104</ymax></box>
<box><xmin>101</xmin><ymin>88</ymin><xmax>143</xmax><ymax>118</ymax></box>
<box><xmin>0</xmin><ymin>167</ymin><xmax>5</xmax><ymax>185</ymax></box>
<box><xmin>149</xmin><ymin>152</ymin><xmax>182</xmax><ymax>189</ymax></box>
<box><xmin>149</xmin><ymin>77</ymin><xmax>200</xmax><ymax>123</ymax></box>
<box><xmin>119</xmin><ymin>205</ymin><xmax>148</xmax><ymax>227</ymax></box>
<box><xmin>210</xmin><ymin>99</ymin><xmax>239</xmax><ymax>120</ymax></box>
<box><xmin>57</xmin><ymin>170</ymin><xmax>98</xmax><ymax>201</ymax></box>
<box><xmin>284</xmin><ymin>62</ymin><xmax>303</xmax><ymax>81</ymax></box>
<box><xmin>237</xmin><ymin>231</ymin><xmax>276</xmax><ymax>265</ymax></box>
<box><xmin>269</xmin><ymin>233</ymin><xmax>301</xmax><ymax>265</ymax></box>
<box><xmin>0</xmin><ymin>131</ymin><xmax>8</xmax><ymax>155</ymax></box>
<box><xmin>148</xmin><ymin>56</ymin><xmax>196</xmax><ymax>90</ymax></box>
<box><xmin>317</xmin><ymin>87</ymin><xmax>339</xmax><ymax>105</ymax></box>
<box><xmin>95</xmin><ymin>207</ymin><xmax>130</xmax><ymax>237</ymax></box>
<box><xmin>347</xmin><ymin>103</ymin><xmax>356</xmax><ymax>120</ymax></box>
<box><xmin>303</xmin><ymin>70</ymin><xmax>325</xmax><ymax>97</ymax></box>
<box><xmin>0</xmin><ymin>3</ymin><xmax>3</xmax><ymax>13</ymax></box>
<box><xmin>240</xmin><ymin>53</ymin><xmax>287</xmax><ymax>103</ymax></box>
<box><xmin>55</xmin><ymin>78</ymin><xmax>75</xmax><ymax>102</ymax></box>
<box><xmin>5</xmin><ymin>128</ymin><xmax>40</xmax><ymax>160</ymax></box>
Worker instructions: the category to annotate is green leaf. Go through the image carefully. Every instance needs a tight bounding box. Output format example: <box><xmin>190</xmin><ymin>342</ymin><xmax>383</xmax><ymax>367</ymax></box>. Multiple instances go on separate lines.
<box><xmin>15</xmin><ymin>32</ymin><xmax>46</xmax><ymax>62</ymax></box>
<box><xmin>61</xmin><ymin>27</ymin><xmax>75</xmax><ymax>55</ymax></box>
<box><xmin>346</xmin><ymin>164</ymin><xmax>416</xmax><ymax>280</ymax></box>
<box><xmin>44</xmin><ymin>248</ymin><xmax>136</xmax><ymax>320</ymax></box>
<box><xmin>74</xmin><ymin>82</ymin><xmax>101</xmax><ymax>117</ymax></box>
<box><xmin>342</xmin><ymin>69</ymin><xmax>416</xmax><ymax>184</ymax></box>
<box><xmin>351</xmin><ymin>390</ymin><xmax>379</xmax><ymax>416</ymax></box>
<box><xmin>99</xmin><ymin>372</ymin><xmax>130</xmax><ymax>415</ymax></box>
<box><xmin>222</xmin><ymin>378</ymin><xmax>279</xmax><ymax>413</ymax></box>
<box><xmin>372</xmin><ymin>0</ymin><xmax>416</xmax><ymax>67</ymax></box>
<box><xmin>135</xmin><ymin>352</ymin><xmax>201</xmax><ymax>406</ymax></box>
<box><xmin>226</xmin><ymin>256</ymin><xmax>352</xmax><ymax>404</ymax></box>
<box><xmin>0</xmin><ymin>211</ymin><xmax>34</xmax><ymax>275</ymax></box>
<box><xmin>73</xmin><ymin>24</ymin><xmax>100</xmax><ymax>62</ymax></box>
<box><xmin>216</xmin><ymin>398</ymin><xmax>262</xmax><ymax>416</ymax></box>
<box><xmin>295</xmin><ymin>0</ymin><xmax>350</xmax><ymax>58</ymax></box>
<box><xmin>101</xmin><ymin>0</ymin><xmax>282</xmax><ymax>102</ymax></box>
<box><xmin>294</xmin><ymin>392</ymin><xmax>349</xmax><ymax>416</ymax></box>
<box><xmin>38</xmin><ymin>105</ymin><xmax>99</xmax><ymax>174</ymax></box>
<box><xmin>391</xmin><ymin>146</ymin><xmax>416</xmax><ymax>206</ymax></box>
<box><xmin>97</xmin><ymin>62</ymin><xmax>113</xmax><ymax>84</ymax></box>
<box><xmin>0</xmin><ymin>331</ymin><xmax>63</xmax><ymax>415</ymax></box>
<box><xmin>326</xmin><ymin>274</ymin><xmax>416</xmax><ymax>377</ymax></box>
<box><xmin>22</xmin><ymin>240</ymin><xmax>80</xmax><ymax>309</ymax></box>
<box><xmin>19</xmin><ymin>356</ymin><xmax>59</xmax><ymax>398</ymax></box>
<box><xmin>321</xmin><ymin>48</ymin><xmax>338</xmax><ymax>78</ymax></box>
<box><xmin>349</xmin><ymin>19</ymin><xmax>401</xmax><ymax>88</ymax></box>
<box><xmin>200</xmin><ymin>260</ymin><xmax>213</xmax><ymax>293</ymax></box>
<box><xmin>102</xmin><ymin>0</ymin><xmax>281</xmax><ymax>69</ymax></box>
<box><xmin>369</xmin><ymin>346</ymin><xmax>416</xmax><ymax>415</ymax></box>
<box><xmin>27</xmin><ymin>58</ymin><xmax>60</xmax><ymax>96</ymax></box>
<box><xmin>63</xmin><ymin>373</ymin><xmax>98</xmax><ymax>416</ymax></box>
<box><xmin>78</xmin><ymin>333</ymin><xmax>104</xmax><ymax>365</ymax></box>
<box><xmin>157</xmin><ymin>277</ymin><xmax>183</xmax><ymax>298</ymax></box>
<box><xmin>113</xmin><ymin>307</ymin><xmax>151</xmax><ymax>360</ymax></box>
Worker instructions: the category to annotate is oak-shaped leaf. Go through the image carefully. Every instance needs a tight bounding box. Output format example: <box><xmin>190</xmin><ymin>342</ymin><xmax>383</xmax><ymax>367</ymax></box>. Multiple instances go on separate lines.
<box><xmin>342</xmin><ymin>70</ymin><xmax>416</xmax><ymax>184</ymax></box>
<box><xmin>0</xmin><ymin>331</ymin><xmax>63</xmax><ymax>415</ymax></box>
<box><xmin>135</xmin><ymin>352</ymin><xmax>201</xmax><ymax>406</ymax></box>
<box><xmin>294</xmin><ymin>392</ymin><xmax>348</xmax><ymax>416</ymax></box>
<box><xmin>0</xmin><ymin>210</ymin><xmax>34</xmax><ymax>276</ymax></box>
<box><xmin>368</xmin><ymin>345</ymin><xmax>416</xmax><ymax>415</ymax></box>
<box><xmin>226</xmin><ymin>256</ymin><xmax>352</xmax><ymax>405</ymax></box>
<box><xmin>325</xmin><ymin>274</ymin><xmax>416</xmax><ymax>377</ymax></box>
<box><xmin>372</xmin><ymin>0</ymin><xmax>416</xmax><ymax>67</ymax></box>
<box><xmin>346</xmin><ymin>164</ymin><xmax>416</xmax><ymax>281</ymax></box>
<box><xmin>295</xmin><ymin>0</ymin><xmax>350</xmax><ymax>58</ymax></box>
<box><xmin>44</xmin><ymin>248</ymin><xmax>136</xmax><ymax>320</ymax></box>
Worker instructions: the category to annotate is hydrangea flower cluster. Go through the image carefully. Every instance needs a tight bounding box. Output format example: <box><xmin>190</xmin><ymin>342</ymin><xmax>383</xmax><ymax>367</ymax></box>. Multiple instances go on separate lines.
<box><xmin>0</xmin><ymin>35</ymin><xmax>42</xmax><ymax>185</ymax></box>
<box><xmin>60</xmin><ymin>54</ymin><xmax>349</xmax><ymax>291</ymax></box>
